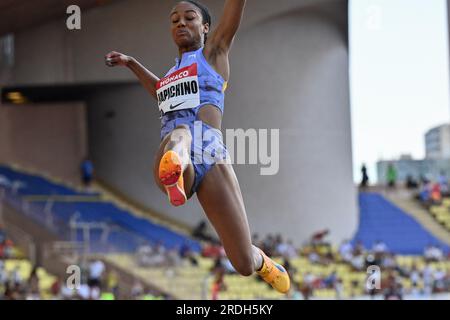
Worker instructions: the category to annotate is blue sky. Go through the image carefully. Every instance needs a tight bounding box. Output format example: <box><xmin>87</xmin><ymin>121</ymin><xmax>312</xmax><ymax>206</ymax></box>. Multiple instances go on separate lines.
<box><xmin>350</xmin><ymin>0</ymin><xmax>450</xmax><ymax>183</ymax></box>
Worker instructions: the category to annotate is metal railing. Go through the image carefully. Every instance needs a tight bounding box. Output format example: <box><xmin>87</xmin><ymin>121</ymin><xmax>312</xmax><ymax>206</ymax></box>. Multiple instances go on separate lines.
<box><xmin>2</xmin><ymin>222</ymin><xmax>36</xmax><ymax>264</ymax></box>
<box><xmin>1</xmin><ymin>184</ymin><xmax>153</xmax><ymax>256</ymax></box>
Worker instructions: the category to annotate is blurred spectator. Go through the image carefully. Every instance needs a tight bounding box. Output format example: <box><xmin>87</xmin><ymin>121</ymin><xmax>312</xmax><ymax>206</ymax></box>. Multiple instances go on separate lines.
<box><xmin>136</xmin><ymin>243</ymin><xmax>166</xmax><ymax>267</ymax></box>
<box><xmin>166</xmin><ymin>247</ymin><xmax>182</xmax><ymax>267</ymax></box>
<box><xmin>4</xmin><ymin>282</ymin><xmax>20</xmax><ymax>300</ymax></box>
<box><xmin>211</xmin><ymin>268</ymin><xmax>227</xmax><ymax>300</ymax></box>
<box><xmin>277</xmin><ymin>239</ymin><xmax>298</xmax><ymax>259</ymax></box>
<box><xmin>201</xmin><ymin>242</ymin><xmax>222</xmax><ymax>259</ymax></box>
<box><xmin>137</xmin><ymin>244</ymin><xmax>153</xmax><ymax>264</ymax></box>
<box><xmin>323</xmin><ymin>270</ymin><xmax>338</xmax><ymax>289</ymax></box>
<box><xmin>288</xmin><ymin>282</ymin><xmax>304</xmax><ymax>300</ymax></box>
<box><xmin>308</xmin><ymin>250</ymin><xmax>321</xmax><ymax>265</ymax></box>
<box><xmin>301</xmin><ymin>272</ymin><xmax>315</xmax><ymax>300</ymax></box>
<box><xmin>386</xmin><ymin>164</ymin><xmax>397</xmax><ymax>189</ymax></box>
<box><xmin>222</xmin><ymin>258</ymin><xmax>236</xmax><ymax>274</ymax></box>
<box><xmin>382</xmin><ymin>271</ymin><xmax>403</xmax><ymax>300</ymax></box>
<box><xmin>420</xmin><ymin>175</ymin><xmax>430</xmax><ymax>185</ymax></box>
<box><xmin>0</xmin><ymin>240</ymin><xmax>13</xmax><ymax>259</ymax></box>
<box><xmin>339</xmin><ymin>240</ymin><xmax>353</xmax><ymax>262</ymax></box>
<box><xmin>0</xmin><ymin>226</ymin><xmax>5</xmax><ymax>244</ymax></box>
<box><xmin>11</xmin><ymin>266</ymin><xmax>22</xmax><ymax>287</ymax></box>
<box><xmin>409</xmin><ymin>282</ymin><xmax>421</xmax><ymax>298</ymax></box>
<box><xmin>26</xmin><ymin>266</ymin><xmax>40</xmax><ymax>300</ymax></box>
<box><xmin>87</xmin><ymin>259</ymin><xmax>105</xmax><ymax>292</ymax></box>
<box><xmin>431</xmin><ymin>183</ymin><xmax>442</xmax><ymax>204</ymax></box>
<box><xmin>381</xmin><ymin>253</ymin><xmax>397</xmax><ymax>270</ymax></box>
<box><xmin>372</xmin><ymin>240</ymin><xmax>387</xmax><ymax>254</ymax></box>
<box><xmin>50</xmin><ymin>277</ymin><xmax>62</xmax><ymax>299</ymax></box>
<box><xmin>179</xmin><ymin>242</ymin><xmax>198</xmax><ymax>266</ymax></box>
<box><xmin>0</xmin><ymin>260</ymin><xmax>7</xmax><ymax>287</ymax></box>
<box><xmin>131</xmin><ymin>280</ymin><xmax>144</xmax><ymax>300</ymax></box>
<box><xmin>350</xmin><ymin>254</ymin><xmax>365</xmax><ymax>271</ymax></box>
<box><xmin>0</xmin><ymin>175</ymin><xmax>11</xmax><ymax>188</ymax></box>
<box><xmin>192</xmin><ymin>220</ymin><xmax>214</xmax><ymax>242</ymax></box>
<box><xmin>365</xmin><ymin>253</ymin><xmax>378</xmax><ymax>269</ymax></box>
<box><xmin>274</xmin><ymin>234</ymin><xmax>283</xmax><ymax>249</ymax></box>
<box><xmin>252</xmin><ymin>233</ymin><xmax>261</xmax><ymax>248</ymax></box>
<box><xmin>75</xmin><ymin>282</ymin><xmax>91</xmax><ymax>300</ymax></box>
<box><xmin>322</xmin><ymin>246</ymin><xmax>335</xmax><ymax>265</ymax></box>
<box><xmin>0</xmin><ymin>227</ymin><xmax>14</xmax><ymax>259</ymax></box>
<box><xmin>406</xmin><ymin>175</ymin><xmax>419</xmax><ymax>189</ymax></box>
<box><xmin>360</xmin><ymin>164</ymin><xmax>369</xmax><ymax>189</ymax></box>
<box><xmin>211</xmin><ymin>256</ymin><xmax>225</xmax><ymax>274</ymax></box>
<box><xmin>179</xmin><ymin>242</ymin><xmax>191</xmax><ymax>259</ymax></box>
<box><xmin>153</xmin><ymin>242</ymin><xmax>167</xmax><ymax>265</ymax></box>
<box><xmin>261</xmin><ymin>234</ymin><xmax>275</xmax><ymax>257</ymax></box>
<box><xmin>61</xmin><ymin>283</ymin><xmax>75</xmax><ymax>300</ymax></box>
<box><xmin>310</xmin><ymin>229</ymin><xmax>330</xmax><ymax>247</ymax></box>
<box><xmin>438</xmin><ymin>171</ymin><xmax>449</xmax><ymax>196</ymax></box>
<box><xmin>433</xmin><ymin>268</ymin><xmax>446</xmax><ymax>293</ymax></box>
<box><xmin>282</xmin><ymin>257</ymin><xmax>296</xmax><ymax>277</ymax></box>
<box><xmin>445</xmin><ymin>270</ymin><xmax>450</xmax><ymax>292</ymax></box>
<box><xmin>106</xmin><ymin>270</ymin><xmax>119</xmax><ymax>297</ymax></box>
<box><xmin>423</xmin><ymin>263</ymin><xmax>434</xmax><ymax>295</ymax></box>
<box><xmin>409</xmin><ymin>265</ymin><xmax>421</xmax><ymax>288</ymax></box>
<box><xmin>353</xmin><ymin>240</ymin><xmax>365</xmax><ymax>256</ymax></box>
<box><xmin>90</xmin><ymin>286</ymin><xmax>101</xmax><ymax>300</ymax></box>
<box><xmin>335</xmin><ymin>278</ymin><xmax>344</xmax><ymax>300</ymax></box>
<box><xmin>80</xmin><ymin>158</ymin><xmax>94</xmax><ymax>188</ymax></box>
<box><xmin>418</xmin><ymin>180</ymin><xmax>433</xmax><ymax>206</ymax></box>
<box><xmin>424</xmin><ymin>245</ymin><xmax>444</xmax><ymax>262</ymax></box>
<box><xmin>384</xmin><ymin>280</ymin><xmax>403</xmax><ymax>300</ymax></box>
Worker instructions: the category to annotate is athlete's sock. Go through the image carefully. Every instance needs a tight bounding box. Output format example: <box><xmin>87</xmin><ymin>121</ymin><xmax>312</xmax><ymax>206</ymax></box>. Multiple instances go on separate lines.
<box><xmin>255</xmin><ymin>250</ymin><xmax>264</xmax><ymax>271</ymax></box>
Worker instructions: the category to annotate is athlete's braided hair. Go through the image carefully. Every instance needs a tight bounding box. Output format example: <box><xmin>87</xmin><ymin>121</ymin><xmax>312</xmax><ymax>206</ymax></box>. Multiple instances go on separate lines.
<box><xmin>182</xmin><ymin>0</ymin><xmax>211</xmax><ymax>44</ymax></box>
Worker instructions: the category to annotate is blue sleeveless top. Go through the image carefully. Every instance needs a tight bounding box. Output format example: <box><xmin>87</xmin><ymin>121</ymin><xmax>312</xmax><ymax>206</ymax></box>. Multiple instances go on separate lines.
<box><xmin>157</xmin><ymin>47</ymin><xmax>227</xmax><ymax>136</ymax></box>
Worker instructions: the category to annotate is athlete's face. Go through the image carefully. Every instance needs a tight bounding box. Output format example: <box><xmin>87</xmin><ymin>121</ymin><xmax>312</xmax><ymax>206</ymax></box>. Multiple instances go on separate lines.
<box><xmin>170</xmin><ymin>2</ymin><xmax>209</xmax><ymax>48</ymax></box>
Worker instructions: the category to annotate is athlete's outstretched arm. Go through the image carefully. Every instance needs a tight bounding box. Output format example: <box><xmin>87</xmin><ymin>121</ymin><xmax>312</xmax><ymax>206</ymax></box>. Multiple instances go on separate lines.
<box><xmin>205</xmin><ymin>0</ymin><xmax>246</xmax><ymax>53</ymax></box>
<box><xmin>105</xmin><ymin>51</ymin><xmax>159</xmax><ymax>100</ymax></box>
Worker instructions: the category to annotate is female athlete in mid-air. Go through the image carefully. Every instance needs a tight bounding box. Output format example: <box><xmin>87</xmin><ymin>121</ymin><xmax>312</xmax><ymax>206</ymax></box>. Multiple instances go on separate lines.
<box><xmin>105</xmin><ymin>0</ymin><xmax>290</xmax><ymax>294</ymax></box>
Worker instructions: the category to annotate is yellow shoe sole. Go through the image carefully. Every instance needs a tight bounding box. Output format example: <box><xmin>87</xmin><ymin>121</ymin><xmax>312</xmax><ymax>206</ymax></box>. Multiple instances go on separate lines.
<box><xmin>158</xmin><ymin>150</ymin><xmax>186</xmax><ymax>207</ymax></box>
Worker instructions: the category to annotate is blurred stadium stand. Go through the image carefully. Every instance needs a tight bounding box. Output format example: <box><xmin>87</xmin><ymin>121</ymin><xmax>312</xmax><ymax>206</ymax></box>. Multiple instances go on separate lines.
<box><xmin>354</xmin><ymin>193</ymin><xmax>450</xmax><ymax>254</ymax></box>
<box><xmin>0</xmin><ymin>164</ymin><xmax>200</xmax><ymax>254</ymax></box>
<box><xmin>1</xmin><ymin>164</ymin><xmax>450</xmax><ymax>300</ymax></box>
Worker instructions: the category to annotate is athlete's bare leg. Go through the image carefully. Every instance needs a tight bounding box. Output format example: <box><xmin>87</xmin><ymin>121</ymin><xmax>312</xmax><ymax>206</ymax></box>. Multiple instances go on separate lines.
<box><xmin>196</xmin><ymin>163</ymin><xmax>262</xmax><ymax>276</ymax></box>
<box><xmin>196</xmin><ymin>162</ymin><xmax>290</xmax><ymax>293</ymax></box>
<box><xmin>153</xmin><ymin>121</ymin><xmax>290</xmax><ymax>292</ymax></box>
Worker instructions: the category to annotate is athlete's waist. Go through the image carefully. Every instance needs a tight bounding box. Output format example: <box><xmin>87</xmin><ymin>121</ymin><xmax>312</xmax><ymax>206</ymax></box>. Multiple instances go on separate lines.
<box><xmin>161</xmin><ymin>102</ymin><xmax>223</xmax><ymax>117</ymax></box>
<box><xmin>160</xmin><ymin>109</ymin><xmax>195</xmax><ymax>122</ymax></box>
<box><xmin>160</xmin><ymin>110</ymin><xmax>222</xmax><ymax>131</ymax></box>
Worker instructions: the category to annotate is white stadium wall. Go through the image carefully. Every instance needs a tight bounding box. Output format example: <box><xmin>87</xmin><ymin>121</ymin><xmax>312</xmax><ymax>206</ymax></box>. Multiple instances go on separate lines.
<box><xmin>3</xmin><ymin>0</ymin><xmax>357</xmax><ymax>246</ymax></box>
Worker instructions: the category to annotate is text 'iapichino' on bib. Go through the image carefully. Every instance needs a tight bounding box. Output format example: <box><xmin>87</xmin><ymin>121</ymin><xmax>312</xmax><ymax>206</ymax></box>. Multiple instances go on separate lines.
<box><xmin>156</xmin><ymin>63</ymin><xmax>200</xmax><ymax>113</ymax></box>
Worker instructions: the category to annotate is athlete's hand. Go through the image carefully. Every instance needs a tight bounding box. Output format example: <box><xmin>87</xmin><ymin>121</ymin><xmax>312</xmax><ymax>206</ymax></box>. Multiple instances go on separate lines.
<box><xmin>105</xmin><ymin>51</ymin><xmax>131</xmax><ymax>67</ymax></box>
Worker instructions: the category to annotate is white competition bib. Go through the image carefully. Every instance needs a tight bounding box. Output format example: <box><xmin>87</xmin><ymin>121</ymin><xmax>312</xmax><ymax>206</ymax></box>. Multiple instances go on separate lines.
<box><xmin>156</xmin><ymin>63</ymin><xmax>200</xmax><ymax>113</ymax></box>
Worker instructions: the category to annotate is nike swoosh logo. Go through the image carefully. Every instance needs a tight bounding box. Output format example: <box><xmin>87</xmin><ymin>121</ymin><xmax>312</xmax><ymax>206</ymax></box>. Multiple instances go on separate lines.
<box><xmin>169</xmin><ymin>102</ymin><xmax>185</xmax><ymax>110</ymax></box>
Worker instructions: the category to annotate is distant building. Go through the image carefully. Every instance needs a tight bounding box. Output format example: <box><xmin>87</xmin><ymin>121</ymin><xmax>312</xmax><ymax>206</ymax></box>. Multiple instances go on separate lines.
<box><xmin>377</xmin><ymin>157</ymin><xmax>450</xmax><ymax>185</ymax></box>
<box><xmin>378</xmin><ymin>155</ymin><xmax>421</xmax><ymax>184</ymax></box>
<box><xmin>425</xmin><ymin>124</ymin><xmax>450</xmax><ymax>160</ymax></box>
<box><xmin>377</xmin><ymin>124</ymin><xmax>450</xmax><ymax>184</ymax></box>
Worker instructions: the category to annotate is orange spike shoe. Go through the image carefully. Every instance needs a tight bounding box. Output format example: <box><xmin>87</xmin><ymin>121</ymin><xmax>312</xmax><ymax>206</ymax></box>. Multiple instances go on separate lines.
<box><xmin>256</xmin><ymin>249</ymin><xmax>291</xmax><ymax>294</ymax></box>
<box><xmin>158</xmin><ymin>150</ymin><xmax>187</xmax><ymax>207</ymax></box>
